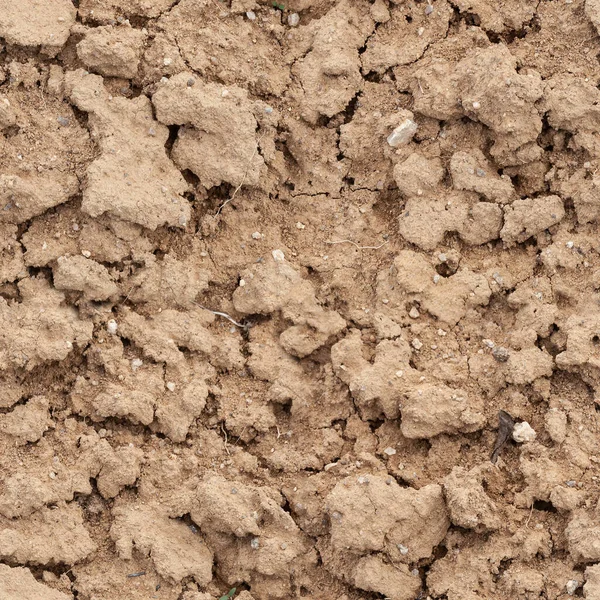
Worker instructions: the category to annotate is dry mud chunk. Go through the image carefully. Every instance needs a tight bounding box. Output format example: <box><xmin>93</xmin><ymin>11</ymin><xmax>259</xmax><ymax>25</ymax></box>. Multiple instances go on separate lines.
<box><xmin>0</xmin><ymin>396</ymin><xmax>51</xmax><ymax>445</ymax></box>
<box><xmin>191</xmin><ymin>477</ymin><xmax>313</xmax><ymax>598</ymax></box>
<box><xmin>111</xmin><ymin>503</ymin><xmax>213</xmax><ymax>584</ymax></box>
<box><xmin>331</xmin><ymin>329</ymin><xmax>424</xmax><ymax>420</ymax></box>
<box><xmin>339</xmin><ymin>82</ymin><xmax>408</xmax><ymax>189</ymax></box>
<box><xmin>153</xmin><ymin>74</ymin><xmax>265</xmax><ymax>189</ymax></box>
<box><xmin>390</xmin><ymin>250</ymin><xmax>491</xmax><ymax>325</ymax></box>
<box><xmin>326</xmin><ymin>475</ymin><xmax>449</xmax><ymax>563</ymax></box>
<box><xmin>0</xmin><ymin>503</ymin><xmax>95</xmax><ymax>565</ymax></box>
<box><xmin>285</xmin><ymin>117</ymin><xmax>348</xmax><ymax>196</ymax></box>
<box><xmin>567</xmin><ymin>511</ymin><xmax>600</xmax><ymax>563</ymax></box>
<box><xmin>561</xmin><ymin>170</ymin><xmax>600</xmax><ymax>224</ymax></box>
<box><xmin>0</xmin><ymin>224</ymin><xmax>24</xmax><ymax>283</ymax></box>
<box><xmin>543</xmin><ymin>75</ymin><xmax>600</xmax><ymax>136</ymax></box>
<box><xmin>288</xmin><ymin>1</ymin><xmax>369</xmax><ymax>123</ymax></box>
<box><xmin>64</xmin><ymin>70</ymin><xmax>190</xmax><ymax>230</ymax></box>
<box><xmin>450</xmin><ymin>150</ymin><xmax>515</xmax><ymax>203</ymax></box>
<box><xmin>362</xmin><ymin>0</ymin><xmax>452</xmax><ymax>73</ymax></box>
<box><xmin>394</xmin><ymin>153</ymin><xmax>445</xmax><ymax>197</ymax></box>
<box><xmin>0</xmin><ymin>0</ymin><xmax>76</xmax><ymax>55</ymax></box>
<box><xmin>0</xmin><ymin>429</ymin><xmax>142</xmax><ymax>518</ymax></box>
<box><xmin>77</xmin><ymin>26</ymin><xmax>146</xmax><ymax>79</ymax></box>
<box><xmin>53</xmin><ymin>255</ymin><xmax>119</xmax><ymax>301</ymax></box>
<box><xmin>443</xmin><ymin>464</ymin><xmax>500</xmax><ymax>530</ymax></box>
<box><xmin>124</xmin><ymin>252</ymin><xmax>210</xmax><ymax>310</ymax></box>
<box><xmin>353</xmin><ymin>555</ymin><xmax>421</xmax><ymax>600</ymax></box>
<box><xmin>585</xmin><ymin>564</ymin><xmax>600</xmax><ymax>598</ymax></box>
<box><xmin>555</xmin><ymin>312</ymin><xmax>600</xmax><ymax>376</ymax></box>
<box><xmin>72</xmin><ymin>341</ymin><xmax>212</xmax><ymax>441</ymax></box>
<box><xmin>427</xmin><ymin>530</ymin><xmax>552</xmax><ymax>600</ymax></box>
<box><xmin>119</xmin><ymin>308</ymin><xmax>243</xmax><ymax>369</ymax></box>
<box><xmin>161</xmin><ymin>0</ymin><xmax>289</xmax><ymax>96</ymax></box>
<box><xmin>0</xmin><ymin>278</ymin><xmax>92</xmax><ymax>371</ymax></box>
<box><xmin>501</xmin><ymin>195</ymin><xmax>564</xmax><ymax>246</ymax></box>
<box><xmin>401</xmin><ymin>383</ymin><xmax>485</xmax><ymax>438</ymax></box>
<box><xmin>587</xmin><ymin>0</ymin><xmax>600</xmax><ymax>34</ymax></box>
<box><xmin>398</xmin><ymin>192</ymin><xmax>502</xmax><ymax>249</ymax></box>
<box><xmin>78</xmin><ymin>0</ymin><xmax>173</xmax><ymax>22</ymax></box>
<box><xmin>0</xmin><ymin>564</ymin><xmax>71</xmax><ymax>600</ymax></box>
<box><xmin>247</xmin><ymin>335</ymin><xmax>352</xmax><ymax>429</ymax></box>
<box><xmin>0</xmin><ymin>174</ymin><xmax>79</xmax><ymax>225</ymax></box>
<box><xmin>89</xmin><ymin>438</ymin><xmax>144</xmax><ymax>499</ymax></box>
<box><xmin>233</xmin><ymin>255</ymin><xmax>345</xmax><ymax>358</ymax></box>
<box><xmin>452</xmin><ymin>0</ymin><xmax>537</xmax><ymax>32</ymax></box>
<box><xmin>412</xmin><ymin>45</ymin><xmax>543</xmax><ymax>151</ymax></box>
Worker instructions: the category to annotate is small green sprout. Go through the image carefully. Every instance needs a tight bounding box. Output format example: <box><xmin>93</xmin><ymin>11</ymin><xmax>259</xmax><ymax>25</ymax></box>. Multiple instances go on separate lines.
<box><xmin>272</xmin><ymin>1</ymin><xmax>285</xmax><ymax>10</ymax></box>
<box><xmin>219</xmin><ymin>588</ymin><xmax>236</xmax><ymax>600</ymax></box>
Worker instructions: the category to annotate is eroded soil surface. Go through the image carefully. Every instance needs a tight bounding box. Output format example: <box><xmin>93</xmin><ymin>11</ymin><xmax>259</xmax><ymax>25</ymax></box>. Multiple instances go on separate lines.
<box><xmin>1</xmin><ymin>0</ymin><xmax>600</xmax><ymax>599</ymax></box>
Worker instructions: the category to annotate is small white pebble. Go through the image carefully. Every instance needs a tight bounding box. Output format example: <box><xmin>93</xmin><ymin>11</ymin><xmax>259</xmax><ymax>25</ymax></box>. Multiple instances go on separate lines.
<box><xmin>433</xmin><ymin>274</ymin><xmax>440</xmax><ymax>284</ymax></box>
<box><xmin>513</xmin><ymin>421</ymin><xmax>536</xmax><ymax>443</ymax></box>
<box><xmin>272</xmin><ymin>249</ymin><xmax>285</xmax><ymax>262</ymax></box>
<box><xmin>131</xmin><ymin>358</ymin><xmax>143</xmax><ymax>371</ymax></box>
<box><xmin>288</xmin><ymin>12</ymin><xmax>300</xmax><ymax>26</ymax></box>
<box><xmin>387</xmin><ymin>118</ymin><xmax>418</xmax><ymax>147</ymax></box>
<box><xmin>438</xmin><ymin>253</ymin><xmax>447</xmax><ymax>262</ymax></box>
<box><xmin>49</xmin><ymin>472</ymin><xmax>56</xmax><ymax>479</ymax></box>
<box><xmin>166</xmin><ymin>381</ymin><xmax>176</xmax><ymax>392</ymax></box>
<box><xmin>437</xmin><ymin>329</ymin><xmax>446</xmax><ymax>336</ymax></box>
<box><xmin>296</xmin><ymin>222</ymin><xmax>305</xmax><ymax>229</ymax></box>
<box><xmin>382</xmin><ymin>298</ymin><xmax>389</xmax><ymax>304</ymax></box>
<box><xmin>250</xmin><ymin>538</ymin><xmax>260</xmax><ymax>550</ymax></box>
<box><xmin>384</xmin><ymin>447</ymin><xmax>397</xmax><ymax>456</ymax></box>
<box><xmin>221</xmin><ymin>89</ymin><xmax>229</xmax><ymax>97</ymax></box>
<box><xmin>566</xmin><ymin>580</ymin><xmax>580</xmax><ymax>595</ymax></box>
<box><xmin>397</xmin><ymin>544</ymin><xmax>409</xmax><ymax>555</ymax></box>
<box><xmin>106</xmin><ymin>319</ymin><xmax>118</xmax><ymax>335</ymax></box>
<box><xmin>412</xmin><ymin>338</ymin><xmax>423</xmax><ymax>350</ymax></box>
<box><xmin>472</xmin><ymin>101</ymin><xmax>481</xmax><ymax>109</ymax></box>
<box><xmin>409</xmin><ymin>307</ymin><xmax>420</xmax><ymax>319</ymax></box>
<box><xmin>482</xmin><ymin>339</ymin><xmax>495</xmax><ymax>348</ymax></box>
<box><xmin>251</xmin><ymin>231</ymin><xmax>262</xmax><ymax>239</ymax></box>
<box><xmin>239</xmin><ymin>278</ymin><xmax>246</xmax><ymax>287</ymax></box>
<box><xmin>395</xmin><ymin>370</ymin><xmax>404</xmax><ymax>378</ymax></box>
<box><xmin>81</xmin><ymin>250</ymin><xmax>91</xmax><ymax>258</ymax></box>
<box><xmin>566</xmin><ymin>240</ymin><xmax>574</xmax><ymax>249</ymax></box>
<box><xmin>163</xmin><ymin>57</ymin><xmax>172</xmax><ymax>66</ymax></box>
<box><xmin>246</xmin><ymin>10</ymin><xmax>256</xmax><ymax>20</ymax></box>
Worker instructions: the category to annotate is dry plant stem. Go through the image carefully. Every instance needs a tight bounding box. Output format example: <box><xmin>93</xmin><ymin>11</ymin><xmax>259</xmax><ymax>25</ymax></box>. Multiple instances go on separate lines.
<box><xmin>325</xmin><ymin>239</ymin><xmax>389</xmax><ymax>250</ymax></box>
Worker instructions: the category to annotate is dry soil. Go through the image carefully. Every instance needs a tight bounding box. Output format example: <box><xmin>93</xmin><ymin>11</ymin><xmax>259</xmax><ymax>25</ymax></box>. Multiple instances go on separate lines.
<box><xmin>1</xmin><ymin>0</ymin><xmax>600</xmax><ymax>599</ymax></box>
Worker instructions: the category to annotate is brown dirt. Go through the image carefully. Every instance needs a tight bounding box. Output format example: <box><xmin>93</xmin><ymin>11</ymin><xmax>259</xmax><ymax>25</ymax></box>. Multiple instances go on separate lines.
<box><xmin>0</xmin><ymin>0</ymin><xmax>600</xmax><ymax>599</ymax></box>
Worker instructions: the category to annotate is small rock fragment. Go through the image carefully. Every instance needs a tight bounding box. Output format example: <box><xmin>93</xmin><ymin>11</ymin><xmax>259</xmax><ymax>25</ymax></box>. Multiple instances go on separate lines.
<box><xmin>492</xmin><ymin>346</ymin><xmax>510</xmax><ymax>362</ymax></box>
<box><xmin>512</xmin><ymin>421</ymin><xmax>536</xmax><ymax>443</ymax></box>
<box><xmin>387</xmin><ymin>118</ymin><xmax>418</xmax><ymax>147</ymax></box>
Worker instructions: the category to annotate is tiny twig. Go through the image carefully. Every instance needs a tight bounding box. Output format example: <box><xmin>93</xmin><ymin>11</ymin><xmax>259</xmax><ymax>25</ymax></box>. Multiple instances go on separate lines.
<box><xmin>127</xmin><ymin>572</ymin><xmax>146</xmax><ymax>578</ymax></box>
<box><xmin>221</xmin><ymin>422</ymin><xmax>231</xmax><ymax>456</ymax></box>
<box><xmin>276</xmin><ymin>425</ymin><xmax>281</xmax><ymax>440</ymax></box>
<box><xmin>325</xmin><ymin>239</ymin><xmax>389</xmax><ymax>250</ymax></box>
<box><xmin>216</xmin><ymin>137</ymin><xmax>263</xmax><ymax>216</ymax></box>
<box><xmin>525</xmin><ymin>503</ymin><xmax>534</xmax><ymax>528</ymax></box>
<box><xmin>193</xmin><ymin>302</ymin><xmax>246</xmax><ymax>328</ymax></box>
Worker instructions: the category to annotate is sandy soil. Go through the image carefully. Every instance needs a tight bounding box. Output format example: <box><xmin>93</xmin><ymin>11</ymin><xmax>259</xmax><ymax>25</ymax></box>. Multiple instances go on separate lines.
<box><xmin>0</xmin><ymin>0</ymin><xmax>600</xmax><ymax>598</ymax></box>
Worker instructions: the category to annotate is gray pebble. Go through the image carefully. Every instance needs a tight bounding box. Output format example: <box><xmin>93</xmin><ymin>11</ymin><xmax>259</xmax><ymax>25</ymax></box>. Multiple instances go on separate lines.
<box><xmin>492</xmin><ymin>346</ymin><xmax>510</xmax><ymax>363</ymax></box>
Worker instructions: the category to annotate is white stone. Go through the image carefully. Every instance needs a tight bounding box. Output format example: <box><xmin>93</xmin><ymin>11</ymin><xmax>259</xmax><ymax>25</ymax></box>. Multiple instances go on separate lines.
<box><xmin>131</xmin><ymin>358</ymin><xmax>143</xmax><ymax>371</ymax></box>
<box><xmin>288</xmin><ymin>12</ymin><xmax>300</xmax><ymax>26</ymax></box>
<box><xmin>107</xmin><ymin>319</ymin><xmax>118</xmax><ymax>335</ymax></box>
<box><xmin>387</xmin><ymin>119</ymin><xmax>418</xmax><ymax>147</ymax></box>
<box><xmin>566</xmin><ymin>580</ymin><xmax>580</xmax><ymax>595</ymax></box>
<box><xmin>384</xmin><ymin>447</ymin><xmax>397</xmax><ymax>456</ymax></box>
<box><xmin>409</xmin><ymin>307</ymin><xmax>420</xmax><ymax>319</ymax></box>
<box><xmin>166</xmin><ymin>381</ymin><xmax>176</xmax><ymax>392</ymax></box>
<box><xmin>412</xmin><ymin>338</ymin><xmax>423</xmax><ymax>350</ymax></box>
<box><xmin>246</xmin><ymin>10</ymin><xmax>256</xmax><ymax>20</ymax></box>
<box><xmin>513</xmin><ymin>421</ymin><xmax>536</xmax><ymax>443</ymax></box>
<box><xmin>251</xmin><ymin>231</ymin><xmax>262</xmax><ymax>239</ymax></box>
<box><xmin>272</xmin><ymin>249</ymin><xmax>285</xmax><ymax>262</ymax></box>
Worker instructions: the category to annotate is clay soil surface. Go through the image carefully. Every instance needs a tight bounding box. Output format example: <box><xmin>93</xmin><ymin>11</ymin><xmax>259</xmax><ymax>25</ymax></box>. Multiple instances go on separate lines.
<box><xmin>2</xmin><ymin>0</ymin><xmax>600</xmax><ymax>598</ymax></box>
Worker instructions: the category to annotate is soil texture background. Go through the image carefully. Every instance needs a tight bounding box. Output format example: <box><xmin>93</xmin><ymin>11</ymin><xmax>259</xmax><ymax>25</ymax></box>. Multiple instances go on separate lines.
<box><xmin>1</xmin><ymin>0</ymin><xmax>600</xmax><ymax>598</ymax></box>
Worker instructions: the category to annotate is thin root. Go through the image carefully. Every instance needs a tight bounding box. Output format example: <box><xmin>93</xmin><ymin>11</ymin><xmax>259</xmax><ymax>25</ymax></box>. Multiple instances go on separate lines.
<box><xmin>325</xmin><ymin>239</ymin><xmax>389</xmax><ymax>250</ymax></box>
<box><xmin>193</xmin><ymin>302</ymin><xmax>246</xmax><ymax>328</ymax></box>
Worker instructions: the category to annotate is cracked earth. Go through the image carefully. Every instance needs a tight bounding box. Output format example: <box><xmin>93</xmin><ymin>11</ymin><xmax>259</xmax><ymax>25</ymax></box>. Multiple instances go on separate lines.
<box><xmin>1</xmin><ymin>0</ymin><xmax>600</xmax><ymax>599</ymax></box>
